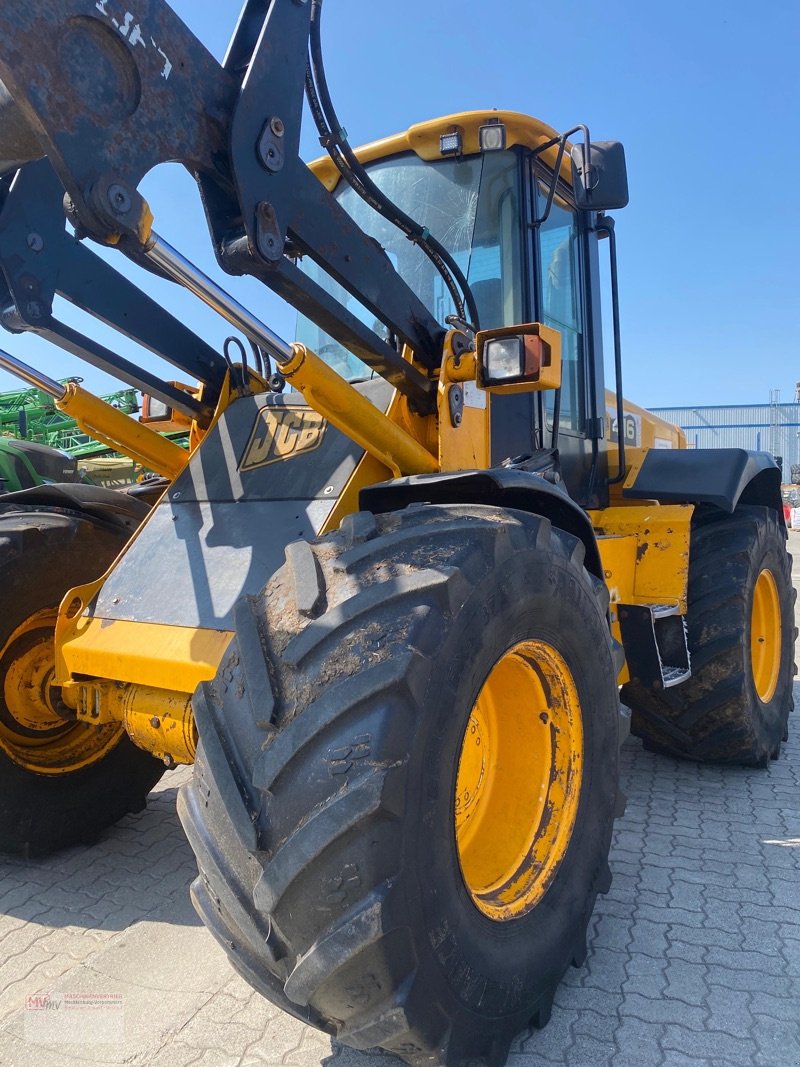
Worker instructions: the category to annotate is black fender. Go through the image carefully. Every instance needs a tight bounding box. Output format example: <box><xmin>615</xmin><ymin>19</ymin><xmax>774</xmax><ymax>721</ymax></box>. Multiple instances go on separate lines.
<box><xmin>623</xmin><ymin>449</ymin><xmax>782</xmax><ymax>516</ymax></box>
<box><xmin>0</xmin><ymin>482</ymin><xmax>149</xmax><ymax>533</ymax></box>
<box><xmin>360</xmin><ymin>468</ymin><xmax>603</xmax><ymax>581</ymax></box>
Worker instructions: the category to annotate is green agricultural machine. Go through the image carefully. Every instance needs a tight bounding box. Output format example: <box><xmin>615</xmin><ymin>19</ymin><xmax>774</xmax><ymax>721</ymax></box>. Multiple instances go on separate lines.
<box><xmin>0</xmin><ymin>435</ymin><xmax>84</xmax><ymax>493</ymax></box>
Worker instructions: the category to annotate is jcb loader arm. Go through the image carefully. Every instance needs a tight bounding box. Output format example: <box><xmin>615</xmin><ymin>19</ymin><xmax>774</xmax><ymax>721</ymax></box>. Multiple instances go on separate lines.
<box><xmin>0</xmin><ymin>0</ymin><xmax>442</xmax><ymax>409</ymax></box>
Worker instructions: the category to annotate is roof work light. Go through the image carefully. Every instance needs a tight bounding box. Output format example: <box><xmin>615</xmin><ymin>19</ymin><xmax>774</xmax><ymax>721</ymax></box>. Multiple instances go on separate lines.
<box><xmin>479</xmin><ymin>120</ymin><xmax>507</xmax><ymax>152</ymax></box>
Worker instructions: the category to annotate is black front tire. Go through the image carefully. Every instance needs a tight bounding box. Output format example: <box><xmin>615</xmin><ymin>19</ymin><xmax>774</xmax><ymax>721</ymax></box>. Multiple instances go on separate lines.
<box><xmin>0</xmin><ymin>506</ymin><xmax>166</xmax><ymax>855</ymax></box>
<box><xmin>623</xmin><ymin>505</ymin><xmax>796</xmax><ymax>765</ymax></box>
<box><xmin>179</xmin><ymin>504</ymin><xmax>623</xmax><ymax>1066</ymax></box>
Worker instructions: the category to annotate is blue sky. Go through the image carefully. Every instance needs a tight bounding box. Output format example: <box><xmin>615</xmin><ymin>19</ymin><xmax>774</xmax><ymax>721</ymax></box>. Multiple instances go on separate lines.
<box><xmin>2</xmin><ymin>0</ymin><xmax>799</xmax><ymax>409</ymax></box>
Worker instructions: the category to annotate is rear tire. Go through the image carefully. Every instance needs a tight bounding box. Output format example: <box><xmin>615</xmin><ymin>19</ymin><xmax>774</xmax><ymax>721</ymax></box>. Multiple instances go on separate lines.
<box><xmin>179</xmin><ymin>504</ymin><xmax>623</xmax><ymax>1066</ymax></box>
<box><xmin>0</xmin><ymin>506</ymin><xmax>166</xmax><ymax>855</ymax></box>
<box><xmin>622</xmin><ymin>505</ymin><xmax>796</xmax><ymax>766</ymax></box>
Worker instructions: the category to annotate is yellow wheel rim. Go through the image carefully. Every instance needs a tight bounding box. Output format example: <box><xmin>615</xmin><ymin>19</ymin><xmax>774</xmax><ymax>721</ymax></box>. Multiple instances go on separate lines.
<box><xmin>0</xmin><ymin>609</ymin><xmax>122</xmax><ymax>774</ymax></box>
<box><xmin>454</xmin><ymin>639</ymin><xmax>583</xmax><ymax>922</ymax></box>
<box><xmin>750</xmin><ymin>569</ymin><xmax>782</xmax><ymax>704</ymax></box>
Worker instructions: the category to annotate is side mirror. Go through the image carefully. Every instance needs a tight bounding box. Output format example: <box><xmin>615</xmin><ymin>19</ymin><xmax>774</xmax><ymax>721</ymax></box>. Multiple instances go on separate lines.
<box><xmin>571</xmin><ymin>141</ymin><xmax>629</xmax><ymax>211</ymax></box>
<box><xmin>476</xmin><ymin>323</ymin><xmax>562</xmax><ymax>394</ymax></box>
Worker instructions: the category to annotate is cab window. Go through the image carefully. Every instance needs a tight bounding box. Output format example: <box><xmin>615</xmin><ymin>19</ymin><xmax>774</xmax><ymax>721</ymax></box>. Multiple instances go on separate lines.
<box><xmin>535</xmin><ymin>183</ymin><xmax>585</xmax><ymax>434</ymax></box>
<box><xmin>295</xmin><ymin>151</ymin><xmax>523</xmax><ymax>378</ymax></box>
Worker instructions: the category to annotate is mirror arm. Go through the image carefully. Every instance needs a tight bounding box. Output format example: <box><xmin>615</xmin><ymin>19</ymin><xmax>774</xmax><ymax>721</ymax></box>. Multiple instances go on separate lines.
<box><xmin>531</xmin><ymin>124</ymin><xmax>591</xmax><ymax>226</ymax></box>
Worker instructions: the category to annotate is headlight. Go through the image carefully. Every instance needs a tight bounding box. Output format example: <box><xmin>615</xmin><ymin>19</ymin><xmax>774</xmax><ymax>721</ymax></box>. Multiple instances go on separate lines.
<box><xmin>484</xmin><ymin>336</ymin><xmax>525</xmax><ymax>381</ymax></box>
<box><xmin>476</xmin><ymin>323</ymin><xmax>562</xmax><ymax>394</ymax></box>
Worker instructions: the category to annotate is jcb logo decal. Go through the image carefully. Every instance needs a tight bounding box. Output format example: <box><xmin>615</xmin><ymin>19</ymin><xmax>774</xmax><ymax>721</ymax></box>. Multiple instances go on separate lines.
<box><xmin>240</xmin><ymin>408</ymin><xmax>327</xmax><ymax>471</ymax></box>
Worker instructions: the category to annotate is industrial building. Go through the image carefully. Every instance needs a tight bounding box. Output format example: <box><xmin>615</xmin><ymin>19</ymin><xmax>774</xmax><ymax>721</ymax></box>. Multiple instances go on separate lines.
<box><xmin>649</xmin><ymin>396</ymin><xmax>800</xmax><ymax>483</ymax></box>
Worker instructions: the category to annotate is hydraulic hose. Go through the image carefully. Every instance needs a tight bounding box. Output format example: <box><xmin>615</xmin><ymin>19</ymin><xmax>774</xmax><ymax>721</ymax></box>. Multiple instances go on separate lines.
<box><xmin>305</xmin><ymin>0</ymin><xmax>480</xmax><ymax>331</ymax></box>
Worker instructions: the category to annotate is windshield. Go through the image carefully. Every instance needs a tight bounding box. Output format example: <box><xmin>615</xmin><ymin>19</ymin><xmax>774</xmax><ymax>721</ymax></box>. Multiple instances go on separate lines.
<box><xmin>296</xmin><ymin>149</ymin><xmax>523</xmax><ymax>379</ymax></box>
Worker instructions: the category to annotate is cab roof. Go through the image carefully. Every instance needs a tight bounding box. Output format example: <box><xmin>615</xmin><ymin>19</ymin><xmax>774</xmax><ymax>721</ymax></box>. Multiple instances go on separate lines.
<box><xmin>309</xmin><ymin>110</ymin><xmax>574</xmax><ymax>191</ymax></box>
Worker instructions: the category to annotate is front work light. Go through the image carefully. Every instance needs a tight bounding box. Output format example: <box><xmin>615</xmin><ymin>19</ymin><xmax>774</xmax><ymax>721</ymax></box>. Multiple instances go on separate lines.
<box><xmin>479</xmin><ymin>121</ymin><xmax>507</xmax><ymax>152</ymax></box>
<box><xmin>439</xmin><ymin>130</ymin><xmax>463</xmax><ymax>156</ymax></box>
<box><xmin>477</xmin><ymin>323</ymin><xmax>562</xmax><ymax>394</ymax></box>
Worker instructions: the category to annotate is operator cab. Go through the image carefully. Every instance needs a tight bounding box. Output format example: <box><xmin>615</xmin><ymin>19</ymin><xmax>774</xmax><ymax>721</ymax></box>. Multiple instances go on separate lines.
<box><xmin>297</xmin><ymin>111</ymin><xmax>629</xmax><ymax>508</ymax></box>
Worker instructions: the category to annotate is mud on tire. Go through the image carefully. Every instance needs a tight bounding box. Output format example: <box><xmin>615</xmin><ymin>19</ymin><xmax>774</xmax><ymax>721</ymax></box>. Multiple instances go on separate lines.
<box><xmin>179</xmin><ymin>503</ymin><xmax>623</xmax><ymax>1066</ymax></box>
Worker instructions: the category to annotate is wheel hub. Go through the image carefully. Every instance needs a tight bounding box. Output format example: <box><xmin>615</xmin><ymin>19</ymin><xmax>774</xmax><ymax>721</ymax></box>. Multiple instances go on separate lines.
<box><xmin>750</xmin><ymin>568</ymin><xmax>781</xmax><ymax>704</ymax></box>
<box><xmin>0</xmin><ymin>609</ymin><xmax>122</xmax><ymax>774</ymax></box>
<box><xmin>454</xmin><ymin>639</ymin><xmax>584</xmax><ymax>922</ymax></box>
<box><xmin>4</xmin><ymin>634</ymin><xmax>64</xmax><ymax>734</ymax></box>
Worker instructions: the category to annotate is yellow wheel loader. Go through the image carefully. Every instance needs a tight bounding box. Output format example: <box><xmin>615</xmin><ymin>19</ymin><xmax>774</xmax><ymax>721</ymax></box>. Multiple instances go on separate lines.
<box><xmin>0</xmin><ymin>1</ymin><xmax>794</xmax><ymax>1062</ymax></box>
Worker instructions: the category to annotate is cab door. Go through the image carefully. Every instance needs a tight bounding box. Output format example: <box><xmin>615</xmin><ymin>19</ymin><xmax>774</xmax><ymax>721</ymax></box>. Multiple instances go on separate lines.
<box><xmin>529</xmin><ymin>166</ymin><xmax>608</xmax><ymax>507</ymax></box>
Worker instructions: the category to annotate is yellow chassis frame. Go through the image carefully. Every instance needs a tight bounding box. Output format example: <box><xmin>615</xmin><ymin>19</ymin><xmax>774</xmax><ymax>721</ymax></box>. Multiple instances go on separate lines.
<box><xmin>41</xmin><ymin>121</ymin><xmax>694</xmax><ymax>767</ymax></box>
<box><xmin>53</xmin><ymin>338</ymin><xmax>694</xmax><ymax>765</ymax></box>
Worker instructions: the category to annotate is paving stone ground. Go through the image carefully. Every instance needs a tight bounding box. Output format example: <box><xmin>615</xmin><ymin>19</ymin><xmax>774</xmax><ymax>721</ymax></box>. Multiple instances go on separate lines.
<box><xmin>1</xmin><ymin>542</ymin><xmax>799</xmax><ymax>1066</ymax></box>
